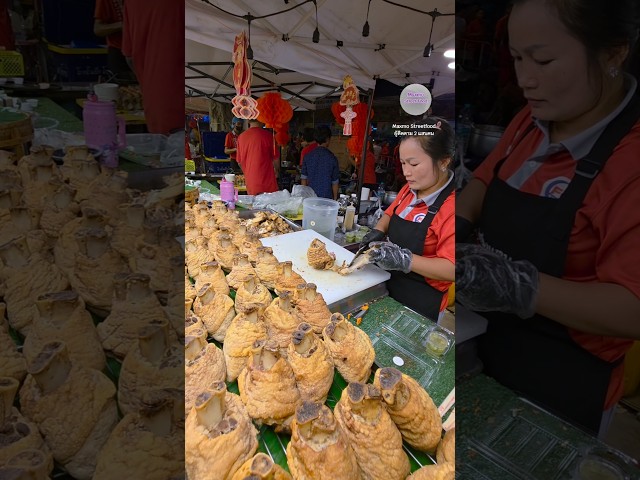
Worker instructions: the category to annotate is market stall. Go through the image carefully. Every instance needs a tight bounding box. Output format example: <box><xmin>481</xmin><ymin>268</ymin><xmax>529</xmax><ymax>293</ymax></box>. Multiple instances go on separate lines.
<box><xmin>184</xmin><ymin>176</ymin><xmax>456</xmax><ymax>479</ymax></box>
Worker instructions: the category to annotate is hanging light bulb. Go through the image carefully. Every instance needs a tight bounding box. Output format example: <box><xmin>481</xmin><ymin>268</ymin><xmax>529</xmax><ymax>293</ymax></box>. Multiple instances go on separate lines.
<box><xmin>312</xmin><ymin>0</ymin><xmax>320</xmax><ymax>43</ymax></box>
<box><xmin>423</xmin><ymin>13</ymin><xmax>436</xmax><ymax>58</ymax></box>
<box><xmin>362</xmin><ymin>0</ymin><xmax>372</xmax><ymax>37</ymax></box>
<box><xmin>246</xmin><ymin>15</ymin><xmax>254</xmax><ymax>59</ymax></box>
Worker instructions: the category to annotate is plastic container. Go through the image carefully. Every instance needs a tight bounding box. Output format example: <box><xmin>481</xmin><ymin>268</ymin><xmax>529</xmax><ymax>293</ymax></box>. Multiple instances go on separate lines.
<box><xmin>302</xmin><ymin>197</ymin><xmax>339</xmax><ymax>241</ymax></box>
<box><xmin>344</xmin><ymin>205</ymin><xmax>356</xmax><ymax>231</ymax></box>
<box><xmin>83</xmin><ymin>98</ymin><xmax>126</xmax><ymax>150</ymax></box>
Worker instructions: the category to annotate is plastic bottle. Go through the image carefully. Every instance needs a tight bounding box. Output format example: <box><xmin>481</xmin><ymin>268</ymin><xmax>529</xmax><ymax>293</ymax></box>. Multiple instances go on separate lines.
<box><xmin>350</xmin><ymin>194</ymin><xmax>359</xmax><ymax>225</ymax></box>
<box><xmin>456</xmin><ymin>104</ymin><xmax>473</xmax><ymax>157</ymax></box>
<box><xmin>377</xmin><ymin>182</ymin><xmax>386</xmax><ymax>206</ymax></box>
<box><xmin>344</xmin><ymin>205</ymin><xmax>356</xmax><ymax>231</ymax></box>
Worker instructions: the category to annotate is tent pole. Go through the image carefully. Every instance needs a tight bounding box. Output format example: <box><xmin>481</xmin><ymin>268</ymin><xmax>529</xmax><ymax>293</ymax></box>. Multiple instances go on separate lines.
<box><xmin>355</xmin><ymin>85</ymin><xmax>375</xmax><ymax>220</ymax></box>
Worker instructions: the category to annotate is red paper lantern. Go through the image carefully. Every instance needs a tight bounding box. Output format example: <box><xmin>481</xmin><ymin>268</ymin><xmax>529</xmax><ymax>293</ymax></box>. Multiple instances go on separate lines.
<box><xmin>257</xmin><ymin>92</ymin><xmax>293</xmax><ymax>128</ymax></box>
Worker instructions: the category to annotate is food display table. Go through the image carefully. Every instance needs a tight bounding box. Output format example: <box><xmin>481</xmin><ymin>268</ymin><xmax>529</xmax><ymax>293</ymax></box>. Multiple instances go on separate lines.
<box><xmin>456</xmin><ymin>374</ymin><xmax>640</xmax><ymax>479</ymax></box>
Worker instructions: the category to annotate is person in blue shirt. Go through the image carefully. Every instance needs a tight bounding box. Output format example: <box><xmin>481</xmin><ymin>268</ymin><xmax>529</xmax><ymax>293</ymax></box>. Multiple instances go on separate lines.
<box><xmin>300</xmin><ymin>126</ymin><xmax>340</xmax><ymax>199</ymax></box>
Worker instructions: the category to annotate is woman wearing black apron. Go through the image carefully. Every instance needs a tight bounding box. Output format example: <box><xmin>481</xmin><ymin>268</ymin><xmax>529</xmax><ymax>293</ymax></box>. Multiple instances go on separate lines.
<box><xmin>361</xmin><ymin>117</ymin><xmax>456</xmax><ymax>321</ymax></box>
<box><xmin>456</xmin><ymin>0</ymin><xmax>640</xmax><ymax>436</ymax></box>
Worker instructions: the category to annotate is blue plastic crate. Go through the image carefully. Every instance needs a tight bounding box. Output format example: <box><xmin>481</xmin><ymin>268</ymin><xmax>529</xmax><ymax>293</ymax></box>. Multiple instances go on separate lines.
<box><xmin>201</xmin><ymin>131</ymin><xmax>228</xmax><ymax>158</ymax></box>
<box><xmin>42</xmin><ymin>0</ymin><xmax>102</xmax><ymax>45</ymax></box>
<box><xmin>205</xmin><ymin>159</ymin><xmax>231</xmax><ymax>174</ymax></box>
<box><xmin>46</xmin><ymin>44</ymin><xmax>109</xmax><ymax>83</ymax></box>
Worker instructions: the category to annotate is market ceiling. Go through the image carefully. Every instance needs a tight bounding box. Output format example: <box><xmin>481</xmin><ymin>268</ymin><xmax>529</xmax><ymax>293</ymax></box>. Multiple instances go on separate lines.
<box><xmin>185</xmin><ymin>0</ymin><xmax>455</xmax><ymax>110</ymax></box>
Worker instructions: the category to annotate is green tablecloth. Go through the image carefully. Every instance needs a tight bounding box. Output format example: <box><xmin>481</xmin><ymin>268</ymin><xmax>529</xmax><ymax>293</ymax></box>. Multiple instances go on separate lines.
<box><xmin>35</xmin><ymin>96</ymin><xmax>83</xmax><ymax>132</ymax></box>
<box><xmin>456</xmin><ymin>374</ymin><xmax>640</xmax><ymax>478</ymax></box>
<box><xmin>355</xmin><ymin>296</ymin><xmax>455</xmax><ymax>408</ymax></box>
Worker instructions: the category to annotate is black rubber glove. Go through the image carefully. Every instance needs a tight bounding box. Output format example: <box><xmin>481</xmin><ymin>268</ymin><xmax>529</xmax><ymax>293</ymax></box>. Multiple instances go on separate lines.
<box><xmin>360</xmin><ymin>228</ymin><xmax>385</xmax><ymax>249</ymax></box>
<box><xmin>455</xmin><ymin>215</ymin><xmax>475</xmax><ymax>243</ymax></box>
<box><xmin>368</xmin><ymin>241</ymin><xmax>413</xmax><ymax>273</ymax></box>
<box><xmin>455</xmin><ymin>243</ymin><xmax>539</xmax><ymax>319</ymax></box>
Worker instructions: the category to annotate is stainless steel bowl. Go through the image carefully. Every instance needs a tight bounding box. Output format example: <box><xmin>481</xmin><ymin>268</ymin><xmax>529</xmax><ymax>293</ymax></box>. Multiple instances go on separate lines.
<box><xmin>468</xmin><ymin>124</ymin><xmax>505</xmax><ymax>158</ymax></box>
<box><xmin>383</xmin><ymin>191</ymin><xmax>398</xmax><ymax>206</ymax></box>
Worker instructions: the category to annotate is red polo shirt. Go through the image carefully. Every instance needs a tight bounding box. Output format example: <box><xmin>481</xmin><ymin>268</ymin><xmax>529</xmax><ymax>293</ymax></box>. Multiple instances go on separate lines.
<box><xmin>384</xmin><ymin>183</ymin><xmax>455</xmax><ymax>312</ymax></box>
<box><xmin>474</xmin><ymin>105</ymin><xmax>640</xmax><ymax>408</ymax></box>
<box><xmin>94</xmin><ymin>0</ymin><xmax>123</xmax><ymax>49</ymax></box>
<box><xmin>224</xmin><ymin>131</ymin><xmax>239</xmax><ymax>160</ymax></box>
<box><xmin>236</xmin><ymin>126</ymin><xmax>279</xmax><ymax>195</ymax></box>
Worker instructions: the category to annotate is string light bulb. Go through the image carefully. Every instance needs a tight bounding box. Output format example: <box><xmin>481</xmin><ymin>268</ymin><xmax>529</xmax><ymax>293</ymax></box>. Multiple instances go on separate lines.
<box><xmin>246</xmin><ymin>15</ymin><xmax>254</xmax><ymax>59</ymax></box>
<box><xmin>362</xmin><ymin>0</ymin><xmax>372</xmax><ymax>37</ymax></box>
<box><xmin>312</xmin><ymin>0</ymin><xmax>320</xmax><ymax>43</ymax></box>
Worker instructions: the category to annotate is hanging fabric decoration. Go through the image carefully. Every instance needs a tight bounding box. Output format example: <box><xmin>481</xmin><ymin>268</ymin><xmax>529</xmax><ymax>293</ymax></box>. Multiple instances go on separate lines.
<box><xmin>232</xmin><ymin>31</ymin><xmax>259</xmax><ymax>119</ymax></box>
<box><xmin>257</xmin><ymin>91</ymin><xmax>293</xmax><ymax>153</ymax></box>
<box><xmin>332</xmin><ymin>102</ymin><xmax>375</xmax><ymax>157</ymax></box>
<box><xmin>339</xmin><ymin>75</ymin><xmax>360</xmax><ymax>136</ymax></box>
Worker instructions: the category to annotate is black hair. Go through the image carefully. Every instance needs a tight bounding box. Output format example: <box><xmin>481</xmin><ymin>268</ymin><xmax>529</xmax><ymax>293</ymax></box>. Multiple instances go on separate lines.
<box><xmin>302</xmin><ymin>127</ymin><xmax>315</xmax><ymax>143</ymax></box>
<box><xmin>314</xmin><ymin>125</ymin><xmax>332</xmax><ymax>144</ymax></box>
<box><xmin>398</xmin><ymin>116</ymin><xmax>455</xmax><ymax>167</ymax></box>
<box><xmin>511</xmin><ymin>0</ymin><xmax>640</xmax><ymax>81</ymax></box>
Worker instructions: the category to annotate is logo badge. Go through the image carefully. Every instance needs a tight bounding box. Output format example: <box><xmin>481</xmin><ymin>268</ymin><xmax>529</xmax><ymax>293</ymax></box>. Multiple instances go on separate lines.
<box><xmin>400</xmin><ymin>83</ymin><xmax>432</xmax><ymax>116</ymax></box>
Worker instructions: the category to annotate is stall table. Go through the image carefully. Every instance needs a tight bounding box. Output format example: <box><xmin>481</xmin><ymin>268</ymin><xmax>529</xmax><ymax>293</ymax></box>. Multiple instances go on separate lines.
<box><xmin>456</xmin><ymin>374</ymin><xmax>640</xmax><ymax>478</ymax></box>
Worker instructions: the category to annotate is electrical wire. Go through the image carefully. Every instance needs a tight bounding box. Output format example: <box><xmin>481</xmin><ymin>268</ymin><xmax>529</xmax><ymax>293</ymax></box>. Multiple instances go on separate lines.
<box><xmin>201</xmin><ymin>0</ymin><xmax>316</xmax><ymax>20</ymax></box>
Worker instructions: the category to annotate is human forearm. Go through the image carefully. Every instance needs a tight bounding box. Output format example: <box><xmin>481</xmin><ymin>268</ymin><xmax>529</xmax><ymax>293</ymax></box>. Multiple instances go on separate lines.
<box><xmin>373</xmin><ymin>214</ymin><xmax>391</xmax><ymax>235</ymax></box>
<box><xmin>456</xmin><ymin>178</ymin><xmax>487</xmax><ymax>224</ymax></box>
<box><xmin>301</xmin><ymin>178</ymin><xmax>308</xmax><ymax>186</ymax></box>
<box><xmin>332</xmin><ymin>183</ymin><xmax>338</xmax><ymax>200</ymax></box>
<box><xmin>536</xmin><ymin>274</ymin><xmax>640</xmax><ymax>338</ymax></box>
<box><xmin>411</xmin><ymin>255</ymin><xmax>455</xmax><ymax>282</ymax></box>
<box><xmin>94</xmin><ymin>20</ymin><xmax>123</xmax><ymax>37</ymax></box>
<box><xmin>224</xmin><ymin>148</ymin><xmax>236</xmax><ymax>155</ymax></box>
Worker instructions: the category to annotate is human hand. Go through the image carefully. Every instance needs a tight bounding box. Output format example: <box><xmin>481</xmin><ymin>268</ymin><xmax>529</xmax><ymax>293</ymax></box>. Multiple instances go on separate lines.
<box><xmin>360</xmin><ymin>228</ymin><xmax>385</xmax><ymax>249</ymax></box>
<box><xmin>368</xmin><ymin>241</ymin><xmax>412</xmax><ymax>273</ymax></box>
<box><xmin>455</xmin><ymin>243</ymin><xmax>539</xmax><ymax>319</ymax></box>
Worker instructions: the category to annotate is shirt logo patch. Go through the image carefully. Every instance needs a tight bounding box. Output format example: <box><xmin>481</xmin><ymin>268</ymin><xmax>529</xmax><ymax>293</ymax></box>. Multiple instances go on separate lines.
<box><xmin>541</xmin><ymin>177</ymin><xmax>570</xmax><ymax>199</ymax></box>
<box><xmin>413</xmin><ymin>213</ymin><xmax>426</xmax><ymax>223</ymax></box>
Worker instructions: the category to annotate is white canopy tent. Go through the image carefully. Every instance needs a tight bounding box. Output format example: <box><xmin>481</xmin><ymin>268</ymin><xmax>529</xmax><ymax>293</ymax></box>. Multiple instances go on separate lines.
<box><xmin>185</xmin><ymin>0</ymin><xmax>455</xmax><ymax>109</ymax></box>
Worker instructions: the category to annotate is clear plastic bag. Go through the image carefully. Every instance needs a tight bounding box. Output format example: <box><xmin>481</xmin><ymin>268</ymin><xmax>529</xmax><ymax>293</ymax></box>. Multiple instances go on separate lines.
<box><xmin>252</xmin><ymin>189</ymin><xmax>291</xmax><ymax>209</ymax></box>
<box><xmin>291</xmin><ymin>185</ymin><xmax>317</xmax><ymax>198</ymax></box>
<box><xmin>269</xmin><ymin>197</ymin><xmax>304</xmax><ymax>217</ymax></box>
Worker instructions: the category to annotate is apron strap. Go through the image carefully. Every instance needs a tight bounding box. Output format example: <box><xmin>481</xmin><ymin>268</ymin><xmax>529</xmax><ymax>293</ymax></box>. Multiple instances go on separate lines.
<box><xmin>547</xmin><ymin>94</ymin><xmax>640</xmax><ymax>242</ymax></box>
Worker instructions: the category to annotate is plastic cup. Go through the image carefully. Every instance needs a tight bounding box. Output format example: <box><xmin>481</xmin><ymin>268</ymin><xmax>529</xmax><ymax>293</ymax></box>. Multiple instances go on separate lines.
<box><xmin>302</xmin><ymin>197</ymin><xmax>339</xmax><ymax>241</ymax></box>
<box><xmin>94</xmin><ymin>83</ymin><xmax>119</xmax><ymax>102</ymax></box>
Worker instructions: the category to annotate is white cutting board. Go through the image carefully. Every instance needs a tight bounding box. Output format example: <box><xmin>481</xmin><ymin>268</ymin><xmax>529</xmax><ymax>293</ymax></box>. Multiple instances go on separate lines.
<box><xmin>260</xmin><ymin>229</ymin><xmax>391</xmax><ymax>306</ymax></box>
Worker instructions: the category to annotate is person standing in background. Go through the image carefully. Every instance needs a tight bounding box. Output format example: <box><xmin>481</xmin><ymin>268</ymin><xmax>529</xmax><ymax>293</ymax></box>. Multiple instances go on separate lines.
<box><xmin>353</xmin><ymin>142</ymin><xmax>378</xmax><ymax>192</ymax></box>
<box><xmin>236</xmin><ymin>119</ymin><xmax>279</xmax><ymax>195</ymax></box>
<box><xmin>224</xmin><ymin>117</ymin><xmax>243</xmax><ymax>173</ymax></box>
<box><xmin>121</xmin><ymin>0</ymin><xmax>183</xmax><ymax>134</ymax></box>
<box><xmin>0</xmin><ymin>0</ymin><xmax>15</xmax><ymax>50</ymax></box>
<box><xmin>94</xmin><ymin>0</ymin><xmax>135</xmax><ymax>82</ymax></box>
<box><xmin>299</xmin><ymin>127</ymin><xmax>318</xmax><ymax>167</ymax></box>
<box><xmin>300</xmin><ymin>125</ymin><xmax>340</xmax><ymax>199</ymax></box>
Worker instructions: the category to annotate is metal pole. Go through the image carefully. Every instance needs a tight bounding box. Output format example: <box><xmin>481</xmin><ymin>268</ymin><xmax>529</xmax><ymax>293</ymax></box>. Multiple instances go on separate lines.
<box><xmin>355</xmin><ymin>86</ymin><xmax>375</xmax><ymax>218</ymax></box>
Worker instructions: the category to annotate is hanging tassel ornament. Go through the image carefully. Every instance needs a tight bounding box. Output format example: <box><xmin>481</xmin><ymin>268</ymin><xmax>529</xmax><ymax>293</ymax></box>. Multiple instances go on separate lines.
<box><xmin>231</xmin><ymin>31</ymin><xmax>259</xmax><ymax>119</ymax></box>
<box><xmin>339</xmin><ymin>75</ymin><xmax>360</xmax><ymax>136</ymax></box>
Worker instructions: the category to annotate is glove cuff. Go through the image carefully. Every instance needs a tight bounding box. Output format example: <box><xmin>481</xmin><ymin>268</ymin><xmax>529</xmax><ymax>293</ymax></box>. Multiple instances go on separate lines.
<box><xmin>401</xmin><ymin>247</ymin><xmax>413</xmax><ymax>274</ymax></box>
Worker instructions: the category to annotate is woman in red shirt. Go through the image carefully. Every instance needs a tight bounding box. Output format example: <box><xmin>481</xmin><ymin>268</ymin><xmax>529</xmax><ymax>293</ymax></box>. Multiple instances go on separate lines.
<box><xmin>361</xmin><ymin>117</ymin><xmax>455</xmax><ymax>320</ymax></box>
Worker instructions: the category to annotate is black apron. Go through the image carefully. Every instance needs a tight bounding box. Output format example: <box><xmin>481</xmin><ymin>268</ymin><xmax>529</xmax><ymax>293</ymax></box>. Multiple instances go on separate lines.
<box><xmin>476</xmin><ymin>95</ymin><xmax>640</xmax><ymax>434</ymax></box>
<box><xmin>387</xmin><ymin>179</ymin><xmax>455</xmax><ymax>321</ymax></box>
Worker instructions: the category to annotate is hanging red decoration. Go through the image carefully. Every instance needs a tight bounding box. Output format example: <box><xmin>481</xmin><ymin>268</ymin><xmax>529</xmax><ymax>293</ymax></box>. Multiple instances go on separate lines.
<box><xmin>257</xmin><ymin>92</ymin><xmax>293</xmax><ymax>128</ymax></box>
<box><xmin>231</xmin><ymin>31</ymin><xmax>259</xmax><ymax>119</ymax></box>
<box><xmin>275</xmin><ymin>124</ymin><xmax>290</xmax><ymax>147</ymax></box>
<box><xmin>332</xmin><ymin>102</ymin><xmax>346</xmax><ymax>125</ymax></box>
<box><xmin>257</xmin><ymin>92</ymin><xmax>293</xmax><ymax>151</ymax></box>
